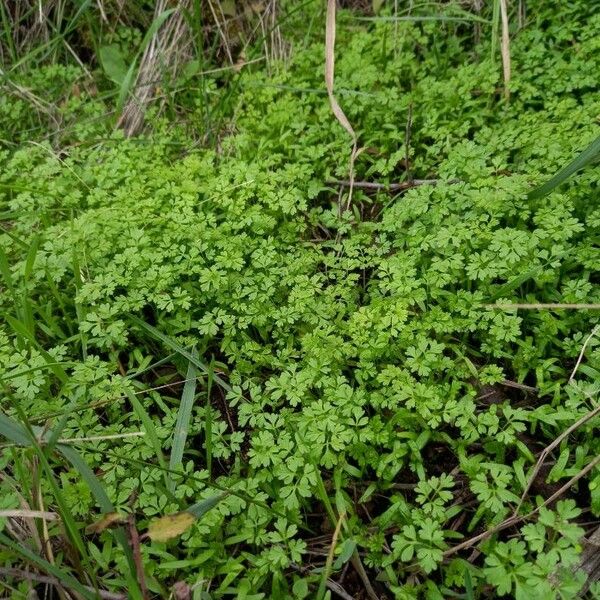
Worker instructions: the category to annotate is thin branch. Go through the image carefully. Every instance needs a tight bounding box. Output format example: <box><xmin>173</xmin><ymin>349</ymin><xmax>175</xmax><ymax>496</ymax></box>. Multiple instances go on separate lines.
<box><xmin>0</xmin><ymin>567</ymin><xmax>126</xmax><ymax>600</ymax></box>
<box><xmin>500</xmin><ymin>379</ymin><xmax>538</xmax><ymax>393</ymax></box>
<box><xmin>351</xmin><ymin>551</ymin><xmax>379</xmax><ymax>600</ymax></box>
<box><xmin>513</xmin><ymin>403</ymin><xmax>600</xmax><ymax>517</ymax></box>
<box><xmin>128</xmin><ymin>514</ymin><xmax>149</xmax><ymax>600</ymax></box>
<box><xmin>569</xmin><ymin>325</ymin><xmax>600</xmax><ymax>382</ymax></box>
<box><xmin>326</xmin><ymin>579</ymin><xmax>356</xmax><ymax>600</ymax></box>
<box><xmin>444</xmin><ymin>454</ymin><xmax>600</xmax><ymax>558</ymax></box>
<box><xmin>328</xmin><ymin>178</ymin><xmax>459</xmax><ymax>192</ymax></box>
<box><xmin>487</xmin><ymin>303</ymin><xmax>600</xmax><ymax>310</ymax></box>
<box><xmin>318</xmin><ymin>512</ymin><xmax>346</xmax><ymax>599</ymax></box>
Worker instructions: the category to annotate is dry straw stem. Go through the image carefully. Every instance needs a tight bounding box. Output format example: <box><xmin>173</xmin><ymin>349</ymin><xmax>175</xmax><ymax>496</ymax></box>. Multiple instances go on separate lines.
<box><xmin>0</xmin><ymin>68</ymin><xmax>59</xmax><ymax>127</ymax></box>
<box><xmin>569</xmin><ymin>325</ymin><xmax>600</xmax><ymax>382</ymax></box>
<box><xmin>0</xmin><ymin>473</ymin><xmax>44</xmax><ymax>553</ymax></box>
<box><xmin>254</xmin><ymin>0</ymin><xmax>288</xmax><ymax>69</ymax></box>
<box><xmin>325</xmin><ymin>0</ymin><xmax>359</xmax><ymax>211</ymax></box>
<box><xmin>207</xmin><ymin>0</ymin><xmax>234</xmax><ymax>65</ymax></box>
<box><xmin>317</xmin><ymin>511</ymin><xmax>346</xmax><ymax>600</ymax></box>
<box><xmin>487</xmin><ymin>303</ymin><xmax>600</xmax><ymax>310</ymax></box>
<box><xmin>0</xmin><ymin>509</ymin><xmax>57</xmax><ymax>520</ymax></box>
<box><xmin>32</xmin><ymin>463</ymin><xmax>55</xmax><ymax>565</ymax></box>
<box><xmin>55</xmin><ymin>431</ymin><xmax>146</xmax><ymax>444</ymax></box>
<box><xmin>499</xmin><ymin>0</ymin><xmax>510</xmax><ymax>99</ymax></box>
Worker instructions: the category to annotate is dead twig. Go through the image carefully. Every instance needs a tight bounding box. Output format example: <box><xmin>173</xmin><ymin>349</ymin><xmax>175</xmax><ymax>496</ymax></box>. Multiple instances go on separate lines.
<box><xmin>350</xmin><ymin>551</ymin><xmax>379</xmax><ymax>600</ymax></box>
<box><xmin>319</xmin><ymin>512</ymin><xmax>346</xmax><ymax>598</ymax></box>
<box><xmin>326</xmin><ymin>580</ymin><xmax>356</xmax><ymax>600</ymax></box>
<box><xmin>0</xmin><ymin>509</ymin><xmax>57</xmax><ymax>520</ymax></box>
<box><xmin>127</xmin><ymin>514</ymin><xmax>149</xmax><ymax>600</ymax></box>
<box><xmin>500</xmin><ymin>379</ymin><xmax>538</xmax><ymax>393</ymax></box>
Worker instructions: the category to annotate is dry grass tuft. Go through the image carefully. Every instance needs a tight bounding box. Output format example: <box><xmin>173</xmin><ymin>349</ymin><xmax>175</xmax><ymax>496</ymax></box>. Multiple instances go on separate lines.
<box><xmin>118</xmin><ymin>1</ymin><xmax>193</xmax><ymax>137</ymax></box>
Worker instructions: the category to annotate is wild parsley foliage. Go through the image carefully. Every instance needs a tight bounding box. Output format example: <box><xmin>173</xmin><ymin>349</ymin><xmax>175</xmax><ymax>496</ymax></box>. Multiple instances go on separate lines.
<box><xmin>1</xmin><ymin>3</ymin><xmax>599</xmax><ymax>599</ymax></box>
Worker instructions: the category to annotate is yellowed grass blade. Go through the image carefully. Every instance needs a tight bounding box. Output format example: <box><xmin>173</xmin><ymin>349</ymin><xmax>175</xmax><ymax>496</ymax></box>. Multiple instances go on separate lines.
<box><xmin>0</xmin><ymin>509</ymin><xmax>58</xmax><ymax>520</ymax></box>
<box><xmin>325</xmin><ymin>0</ymin><xmax>355</xmax><ymax>141</ymax></box>
<box><xmin>325</xmin><ymin>0</ymin><xmax>359</xmax><ymax>211</ymax></box>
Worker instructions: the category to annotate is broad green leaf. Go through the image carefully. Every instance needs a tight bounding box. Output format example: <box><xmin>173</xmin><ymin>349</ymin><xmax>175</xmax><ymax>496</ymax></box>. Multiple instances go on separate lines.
<box><xmin>333</xmin><ymin>538</ymin><xmax>356</xmax><ymax>570</ymax></box>
<box><xmin>99</xmin><ymin>44</ymin><xmax>128</xmax><ymax>85</ymax></box>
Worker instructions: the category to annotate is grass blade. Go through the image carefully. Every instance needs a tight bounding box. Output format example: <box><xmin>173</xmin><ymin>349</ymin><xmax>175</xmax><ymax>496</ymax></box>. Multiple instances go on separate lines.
<box><xmin>126</xmin><ymin>389</ymin><xmax>170</xmax><ymax>489</ymax></box>
<box><xmin>10</xmin><ymin>406</ymin><xmax>91</xmax><ymax>571</ymax></box>
<box><xmin>0</xmin><ymin>244</ymin><xmax>15</xmax><ymax>296</ymax></box>
<box><xmin>169</xmin><ymin>347</ymin><xmax>199</xmax><ymax>491</ymax></box>
<box><xmin>0</xmin><ymin>532</ymin><xmax>96</xmax><ymax>599</ymax></box>
<box><xmin>0</xmin><ymin>412</ymin><xmax>30</xmax><ymax>446</ymax></box>
<box><xmin>58</xmin><ymin>444</ymin><xmax>114</xmax><ymax>513</ymax></box>
<box><xmin>59</xmin><ymin>445</ymin><xmax>144</xmax><ymax>600</ymax></box>
<box><xmin>129</xmin><ymin>315</ymin><xmax>232</xmax><ymax>392</ymax></box>
<box><xmin>205</xmin><ymin>357</ymin><xmax>214</xmax><ymax>479</ymax></box>
<box><xmin>188</xmin><ymin>493</ymin><xmax>227</xmax><ymax>518</ymax></box>
<box><xmin>528</xmin><ymin>133</ymin><xmax>600</xmax><ymax>199</ymax></box>
<box><xmin>465</xmin><ymin>567</ymin><xmax>475</xmax><ymax>600</ymax></box>
<box><xmin>116</xmin><ymin>8</ymin><xmax>176</xmax><ymax>114</ymax></box>
<box><xmin>0</xmin><ymin>409</ymin><xmax>143</xmax><ymax>599</ymax></box>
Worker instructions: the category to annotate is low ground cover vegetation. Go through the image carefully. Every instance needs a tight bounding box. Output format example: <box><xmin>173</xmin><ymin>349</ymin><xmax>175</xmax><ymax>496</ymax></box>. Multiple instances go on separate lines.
<box><xmin>0</xmin><ymin>1</ymin><xmax>599</xmax><ymax>598</ymax></box>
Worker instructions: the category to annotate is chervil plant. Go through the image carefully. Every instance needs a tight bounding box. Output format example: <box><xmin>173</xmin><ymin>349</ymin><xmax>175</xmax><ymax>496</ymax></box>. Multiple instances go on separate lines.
<box><xmin>1</xmin><ymin>1</ymin><xmax>599</xmax><ymax>598</ymax></box>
